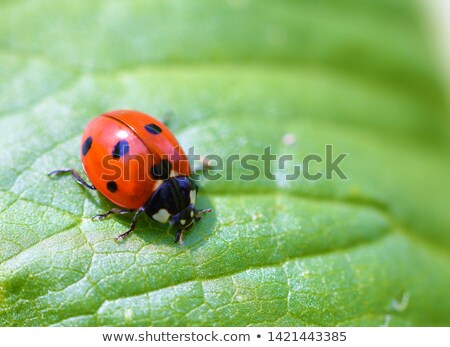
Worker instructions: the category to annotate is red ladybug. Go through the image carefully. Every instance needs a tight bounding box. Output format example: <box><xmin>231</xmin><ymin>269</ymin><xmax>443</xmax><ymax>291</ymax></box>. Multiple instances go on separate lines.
<box><xmin>49</xmin><ymin>110</ymin><xmax>211</xmax><ymax>245</ymax></box>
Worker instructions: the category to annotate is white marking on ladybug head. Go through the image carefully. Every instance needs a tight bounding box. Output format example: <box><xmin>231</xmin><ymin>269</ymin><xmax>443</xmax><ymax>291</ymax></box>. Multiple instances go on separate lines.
<box><xmin>190</xmin><ymin>210</ymin><xmax>194</xmax><ymax>218</ymax></box>
<box><xmin>152</xmin><ymin>209</ymin><xmax>170</xmax><ymax>223</ymax></box>
<box><xmin>153</xmin><ymin>179</ymin><xmax>164</xmax><ymax>191</ymax></box>
<box><xmin>190</xmin><ymin>190</ymin><xmax>196</xmax><ymax>205</ymax></box>
<box><xmin>180</xmin><ymin>219</ymin><xmax>186</xmax><ymax>226</ymax></box>
<box><xmin>170</xmin><ymin>170</ymin><xmax>180</xmax><ymax>178</ymax></box>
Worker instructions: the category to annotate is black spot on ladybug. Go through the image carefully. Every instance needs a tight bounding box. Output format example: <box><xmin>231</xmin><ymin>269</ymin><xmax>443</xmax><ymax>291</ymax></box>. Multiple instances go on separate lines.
<box><xmin>151</xmin><ymin>159</ymin><xmax>172</xmax><ymax>180</ymax></box>
<box><xmin>107</xmin><ymin>181</ymin><xmax>117</xmax><ymax>193</ymax></box>
<box><xmin>82</xmin><ymin>136</ymin><xmax>93</xmax><ymax>156</ymax></box>
<box><xmin>112</xmin><ymin>140</ymin><xmax>130</xmax><ymax>159</ymax></box>
<box><xmin>145</xmin><ymin>123</ymin><xmax>162</xmax><ymax>135</ymax></box>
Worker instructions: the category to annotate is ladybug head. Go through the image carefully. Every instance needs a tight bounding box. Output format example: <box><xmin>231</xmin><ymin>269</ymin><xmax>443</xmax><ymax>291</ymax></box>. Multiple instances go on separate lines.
<box><xmin>170</xmin><ymin>204</ymin><xmax>212</xmax><ymax>242</ymax></box>
<box><xmin>145</xmin><ymin>176</ymin><xmax>211</xmax><ymax>245</ymax></box>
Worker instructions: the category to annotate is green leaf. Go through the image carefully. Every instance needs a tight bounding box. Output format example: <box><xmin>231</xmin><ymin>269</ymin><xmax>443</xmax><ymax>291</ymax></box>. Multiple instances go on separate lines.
<box><xmin>0</xmin><ymin>0</ymin><xmax>449</xmax><ymax>327</ymax></box>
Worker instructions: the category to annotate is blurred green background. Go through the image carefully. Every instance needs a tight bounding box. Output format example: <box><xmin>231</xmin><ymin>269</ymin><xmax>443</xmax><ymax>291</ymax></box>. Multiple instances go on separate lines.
<box><xmin>0</xmin><ymin>0</ymin><xmax>449</xmax><ymax>326</ymax></box>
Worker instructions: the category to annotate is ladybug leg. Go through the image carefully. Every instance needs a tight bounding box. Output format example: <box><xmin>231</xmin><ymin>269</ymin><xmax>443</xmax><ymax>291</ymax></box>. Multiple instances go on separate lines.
<box><xmin>48</xmin><ymin>169</ymin><xmax>96</xmax><ymax>190</ymax></box>
<box><xmin>114</xmin><ymin>207</ymin><xmax>145</xmax><ymax>241</ymax></box>
<box><xmin>194</xmin><ymin>208</ymin><xmax>212</xmax><ymax>222</ymax></box>
<box><xmin>92</xmin><ymin>208</ymin><xmax>134</xmax><ymax>221</ymax></box>
<box><xmin>174</xmin><ymin>229</ymin><xmax>185</xmax><ymax>246</ymax></box>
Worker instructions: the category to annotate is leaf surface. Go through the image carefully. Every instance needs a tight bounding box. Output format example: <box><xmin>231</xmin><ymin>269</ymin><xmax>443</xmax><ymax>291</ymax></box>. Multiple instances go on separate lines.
<box><xmin>0</xmin><ymin>0</ymin><xmax>449</xmax><ymax>326</ymax></box>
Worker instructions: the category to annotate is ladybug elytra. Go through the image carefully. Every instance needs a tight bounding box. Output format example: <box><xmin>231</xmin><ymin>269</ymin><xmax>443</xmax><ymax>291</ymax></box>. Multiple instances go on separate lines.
<box><xmin>49</xmin><ymin>110</ymin><xmax>211</xmax><ymax>245</ymax></box>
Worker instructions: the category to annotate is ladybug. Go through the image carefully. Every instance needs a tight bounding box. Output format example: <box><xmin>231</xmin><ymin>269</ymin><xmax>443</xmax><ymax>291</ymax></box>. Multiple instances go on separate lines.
<box><xmin>49</xmin><ymin>110</ymin><xmax>211</xmax><ymax>245</ymax></box>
